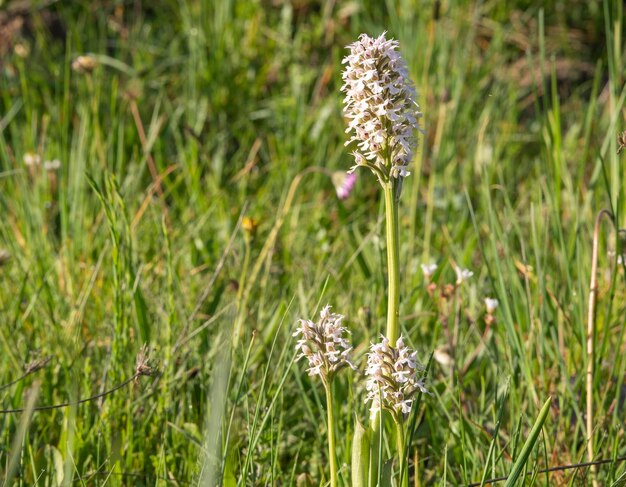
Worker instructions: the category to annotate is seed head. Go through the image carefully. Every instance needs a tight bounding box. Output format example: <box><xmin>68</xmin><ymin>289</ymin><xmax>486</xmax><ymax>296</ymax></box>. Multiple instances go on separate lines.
<box><xmin>294</xmin><ymin>305</ymin><xmax>354</xmax><ymax>384</ymax></box>
<box><xmin>135</xmin><ymin>345</ymin><xmax>156</xmax><ymax>379</ymax></box>
<box><xmin>364</xmin><ymin>335</ymin><xmax>428</xmax><ymax>422</ymax></box>
<box><xmin>72</xmin><ymin>55</ymin><xmax>97</xmax><ymax>73</ymax></box>
<box><xmin>617</xmin><ymin>130</ymin><xmax>626</xmax><ymax>155</ymax></box>
<box><xmin>25</xmin><ymin>355</ymin><xmax>52</xmax><ymax>374</ymax></box>
<box><xmin>341</xmin><ymin>32</ymin><xmax>422</xmax><ymax>179</ymax></box>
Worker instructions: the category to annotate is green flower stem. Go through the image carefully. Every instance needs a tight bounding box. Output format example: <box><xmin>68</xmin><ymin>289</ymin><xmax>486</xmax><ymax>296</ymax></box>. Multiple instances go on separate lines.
<box><xmin>383</xmin><ymin>180</ymin><xmax>401</xmax><ymax>346</ymax></box>
<box><xmin>369</xmin><ymin>414</ymin><xmax>382</xmax><ymax>487</ymax></box>
<box><xmin>396</xmin><ymin>421</ymin><xmax>407</xmax><ymax>487</ymax></box>
<box><xmin>325</xmin><ymin>383</ymin><xmax>338</xmax><ymax>487</ymax></box>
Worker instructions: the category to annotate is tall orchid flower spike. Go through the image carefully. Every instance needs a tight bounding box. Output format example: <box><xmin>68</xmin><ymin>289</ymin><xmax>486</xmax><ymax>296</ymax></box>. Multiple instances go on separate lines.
<box><xmin>341</xmin><ymin>32</ymin><xmax>422</xmax><ymax>181</ymax></box>
<box><xmin>342</xmin><ymin>32</ymin><xmax>423</xmax><ymax>346</ymax></box>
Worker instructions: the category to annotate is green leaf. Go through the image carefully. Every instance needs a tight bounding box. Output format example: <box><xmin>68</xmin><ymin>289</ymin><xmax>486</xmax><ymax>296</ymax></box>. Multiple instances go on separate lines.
<box><xmin>610</xmin><ymin>469</ymin><xmax>626</xmax><ymax>487</ymax></box>
<box><xmin>351</xmin><ymin>418</ymin><xmax>370</xmax><ymax>487</ymax></box>
<box><xmin>45</xmin><ymin>445</ymin><xmax>64</xmax><ymax>486</ymax></box>
<box><xmin>504</xmin><ymin>397</ymin><xmax>552</xmax><ymax>487</ymax></box>
<box><xmin>223</xmin><ymin>450</ymin><xmax>237</xmax><ymax>487</ymax></box>
<box><xmin>379</xmin><ymin>459</ymin><xmax>393</xmax><ymax>487</ymax></box>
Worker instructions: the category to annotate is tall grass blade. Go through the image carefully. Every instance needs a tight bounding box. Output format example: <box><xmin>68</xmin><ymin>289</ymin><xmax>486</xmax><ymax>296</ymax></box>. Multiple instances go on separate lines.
<box><xmin>504</xmin><ymin>397</ymin><xmax>552</xmax><ymax>487</ymax></box>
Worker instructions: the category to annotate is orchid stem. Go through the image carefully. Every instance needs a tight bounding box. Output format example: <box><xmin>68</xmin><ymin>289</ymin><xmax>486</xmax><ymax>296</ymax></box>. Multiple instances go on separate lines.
<box><xmin>325</xmin><ymin>383</ymin><xmax>338</xmax><ymax>487</ymax></box>
<box><xmin>396</xmin><ymin>421</ymin><xmax>408</xmax><ymax>487</ymax></box>
<box><xmin>383</xmin><ymin>180</ymin><xmax>401</xmax><ymax>346</ymax></box>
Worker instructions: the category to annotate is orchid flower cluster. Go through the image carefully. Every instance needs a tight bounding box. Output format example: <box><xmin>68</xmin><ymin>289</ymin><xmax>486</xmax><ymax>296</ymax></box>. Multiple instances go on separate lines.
<box><xmin>294</xmin><ymin>307</ymin><xmax>427</xmax><ymax>487</ymax></box>
<box><xmin>294</xmin><ymin>305</ymin><xmax>354</xmax><ymax>385</ymax></box>
<box><xmin>364</xmin><ymin>335</ymin><xmax>429</xmax><ymax>422</ymax></box>
<box><xmin>294</xmin><ymin>309</ymin><xmax>427</xmax><ymax>413</ymax></box>
<box><xmin>341</xmin><ymin>32</ymin><xmax>422</xmax><ymax>180</ymax></box>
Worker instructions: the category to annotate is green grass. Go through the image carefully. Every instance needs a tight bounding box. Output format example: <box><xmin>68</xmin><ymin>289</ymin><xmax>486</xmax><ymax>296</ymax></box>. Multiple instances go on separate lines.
<box><xmin>1</xmin><ymin>0</ymin><xmax>626</xmax><ymax>485</ymax></box>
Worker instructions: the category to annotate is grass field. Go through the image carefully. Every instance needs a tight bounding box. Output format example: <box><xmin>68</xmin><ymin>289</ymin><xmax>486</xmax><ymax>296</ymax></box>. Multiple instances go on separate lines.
<box><xmin>1</xmin><ymin>0</ymin><xmax>626</xmax><ymax>485</ymax></box>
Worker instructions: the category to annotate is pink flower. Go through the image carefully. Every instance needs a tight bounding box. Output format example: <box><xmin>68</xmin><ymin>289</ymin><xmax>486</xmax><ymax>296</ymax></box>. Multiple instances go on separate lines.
<box><xmin>332</xmin><ymin>172</ymin><xmax>357</xmax><ymax>200</ymax></box>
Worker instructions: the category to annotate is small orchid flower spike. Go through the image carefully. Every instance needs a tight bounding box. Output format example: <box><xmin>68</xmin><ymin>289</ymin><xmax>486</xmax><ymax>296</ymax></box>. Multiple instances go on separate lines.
<box><xmin>364</xmin><ymin>335</ymin><xmax>429</xmax><ymax>422</ymax></box>
<box><xmin>294</xmin><ymin>305</ymin><xmax>355</xmax><ymax>385</ymax></box>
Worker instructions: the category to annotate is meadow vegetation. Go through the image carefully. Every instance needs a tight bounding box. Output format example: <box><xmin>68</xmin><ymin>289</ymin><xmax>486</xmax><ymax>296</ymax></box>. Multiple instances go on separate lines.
<box><xmin>0</xmin><ymin>0</ymin><xmax>625</xmax><ymax>485</ymax></box>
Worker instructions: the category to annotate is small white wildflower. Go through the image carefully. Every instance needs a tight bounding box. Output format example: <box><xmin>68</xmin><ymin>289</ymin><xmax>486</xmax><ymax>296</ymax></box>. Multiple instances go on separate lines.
<box><xmin>341</xmin><ymin>32</ymin><xmax>422</xmax><ymax>180</ymax></box>
<box><xmin>44</xmin><ymin>159</ymin><xmax>61</xmax><ymax>171</ymax></box>
<box><xmin>455</xmin><ymin>266</ymin><xmax>473</xmax><ymax>285</ymax></box>
<box><xmin>485</xmin><ymin>298</ymin><xmax>499</xmax><ymax>314</ymax></box>
<box><xmin>364</xmin><ymin>335</ymin><xmax>428</xmax><ymax>422</ymax></box>
<box><xmin>294</xmin><ymin>305</ymin><xmax>354</xmax><ymax>383</ymax></box>
<box><xmin>23</xmin><ymin>152</ymin><xmax>41</xmax><ymax>167</ymax></box>
<box><xmin>420</xmin><ymin>263</ymin><xmax>437</xmax><ymax>280</ymax></box>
